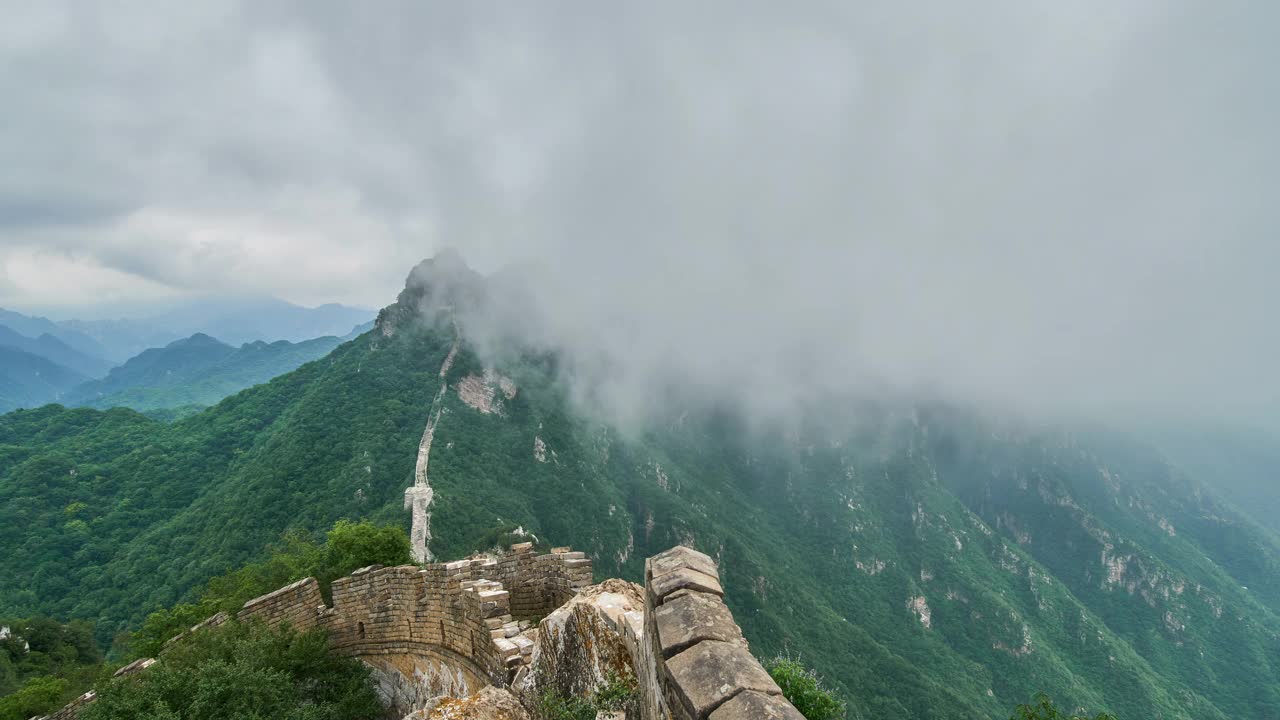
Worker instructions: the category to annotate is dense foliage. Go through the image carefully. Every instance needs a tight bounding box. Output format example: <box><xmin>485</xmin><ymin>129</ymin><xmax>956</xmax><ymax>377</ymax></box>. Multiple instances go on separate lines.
<box><xmin>2</xmin><ymin>260</ymin><xmax>1277</xmax><ymax>718</ymax></box>
<box><xmin>765</xmin><ymin>656</ymin><xmax>846</xmax><ymax>720</ymax></box>
<box><xmin>81</xmin><ymin>620</ymin><xmax>382</xmax><ymax>720</ymax></box>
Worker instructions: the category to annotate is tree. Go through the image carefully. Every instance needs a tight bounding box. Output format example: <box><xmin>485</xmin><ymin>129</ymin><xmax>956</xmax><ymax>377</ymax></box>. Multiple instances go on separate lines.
<box><xmin>319</xmin><ymin>520</ymin><xmax>412</xmax><ymax>583</ymax></box>
<box><xmin>1010</xmin><ymin>693</ymin><xmax>1117</xmax><ymax>720</ymax></box>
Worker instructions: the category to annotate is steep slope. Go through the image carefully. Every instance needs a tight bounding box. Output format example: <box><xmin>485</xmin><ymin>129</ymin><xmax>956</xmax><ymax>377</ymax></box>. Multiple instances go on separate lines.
<box><xmin>63</xmin><ymin>333</ymin><xmax>348</xmax><ymax>412</ymax></box>
<box><xmin>1</xmin><ymin>258</ymin><xmax>1277</xmax><ymax>719</ymax></box>
<box><xmin>0</xmin><ymin>325</ymin><xmax>112</xmax><ymax>379</ymax></box>
<box><xmin>0</xmin><ymin>346</ymin><xmax>86</xmax><ymax>412</ymax></box>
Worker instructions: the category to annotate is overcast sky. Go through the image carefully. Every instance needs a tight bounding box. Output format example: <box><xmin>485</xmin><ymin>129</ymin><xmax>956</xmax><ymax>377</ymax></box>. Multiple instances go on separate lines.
<box><xmin>2</xmin><ymin>2</ymin><xmax>1278</xmax><ymax>424</ymax></box>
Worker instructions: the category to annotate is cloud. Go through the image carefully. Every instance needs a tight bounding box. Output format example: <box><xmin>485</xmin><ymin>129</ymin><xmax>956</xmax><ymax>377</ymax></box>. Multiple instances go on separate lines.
<box><xmin>1</xmin><ymin>1</ymin><xmax>1278</xmax><ymax>425</ymax></box>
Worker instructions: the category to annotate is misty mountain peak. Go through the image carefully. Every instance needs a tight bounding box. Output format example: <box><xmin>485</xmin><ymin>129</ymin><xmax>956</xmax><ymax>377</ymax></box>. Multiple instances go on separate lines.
<box><xmin>379</xmin><ymin>251</ymin><xmax>489</xmax><ymax>336</ymax></box>
<box><xmin>404</xmin><ymin>249</ymin><xmax>480</xmax><ymax>293</ymax></box>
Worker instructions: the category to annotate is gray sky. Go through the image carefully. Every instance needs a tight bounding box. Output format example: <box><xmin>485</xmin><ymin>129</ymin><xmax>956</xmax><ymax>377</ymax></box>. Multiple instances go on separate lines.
<box><xmin>2</xmin><ymin>2</ymin><xmax>1278</xmax><ymax>424</ymax></box>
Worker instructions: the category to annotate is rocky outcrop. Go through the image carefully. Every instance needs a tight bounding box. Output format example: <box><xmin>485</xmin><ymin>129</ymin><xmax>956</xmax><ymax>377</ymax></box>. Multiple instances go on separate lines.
<box><xmin>512</xmin><ymin>578</ymin><xmax>645</xmax><ymax>710</ymax></box>
<box><xmin>404</xmin><ymin>686</ymin><xmax>530</xmax><ymax>720</ymax></box>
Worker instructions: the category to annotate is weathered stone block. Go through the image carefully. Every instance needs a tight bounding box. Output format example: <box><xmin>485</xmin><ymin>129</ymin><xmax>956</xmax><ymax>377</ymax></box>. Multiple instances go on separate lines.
<box><xmin>654</xmin><ymin>591</ymin><xmax>745</xmax><ymax>658</ymax></box>
<box><xmin>665</xmin><ymin>640</ymin><xmax>781</xmax><ymax>719</ymax></box>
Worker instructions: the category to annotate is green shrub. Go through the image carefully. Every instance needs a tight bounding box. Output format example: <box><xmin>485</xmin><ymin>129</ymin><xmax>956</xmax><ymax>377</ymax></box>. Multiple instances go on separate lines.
<box><xmin>537</xmin><ymin>690</ymin><xmax>597</xmax><ymax>720</ymax></box>
<box><xmin>1010</xmin><ymin>693</ymin><xmax>1117</xmax><ymax>720</ymax></box>
<box><xmin>592</xmin><ymin>672</ymin><xmax>639</xmax><ymax>715</ymax></box>
<box><xmin>537</xmin><ymin>672</ymin><xmax>639</xmax><ymax>720</ymax></box>
<box><xmin>765</xmin><ymin>655</ymin><xmax>846</xmax><ymax>720</ymax></box>
<box><xmin>318</xmin><ymin>519</ymin><xmax>412</xmax><ymax>583</ymax></box>
<box><xmin>81</xmin><ymin>620</ymin><xmax>381</xmax><ymax>720</ymax></box>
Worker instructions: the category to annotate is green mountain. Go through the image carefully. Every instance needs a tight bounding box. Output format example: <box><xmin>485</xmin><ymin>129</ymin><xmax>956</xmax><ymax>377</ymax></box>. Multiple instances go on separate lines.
<box><xmin>62</xmin><ymin>332</ymin><xmax>351</xmax><ymax>413</ymax></box>
<box><xmin>0</xmin><ymin>325</ymin><xmax>111</xmax><ymax>379</ymax></box>
<box><xmin>1</xmin><ymin>257</ymin><xmax>1277</xmax><ymax>719</ymax></box>
<box><xmin>0</xmin><ymin>347</ymin><xmax>86</xmax><ymax>413</ymax></box>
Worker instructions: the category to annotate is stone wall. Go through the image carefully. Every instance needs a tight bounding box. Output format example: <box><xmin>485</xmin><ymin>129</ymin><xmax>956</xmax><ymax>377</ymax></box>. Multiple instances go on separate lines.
<box><xmin>40</xmin><ymin>544</ymin><xmax>806</xmax><ymax>720</ymax></box>
<box><xmin>496</xmin><ymin>543</ymin><xmax>593</xmax><ymax>620</ymax></box>
<box><xmin>638</xmin><ymin>546</ymin><xmax>802</xmax><ymax>720</ymax></box>
<box><xmin>259</xmin><ymin>544</ymin><xmax>595</xmax><ymax>714</ymax></box>
<box><xmin>39</xmin><ymin>544</ymin><xmax>594</xmax><ymax>720</ymax></box>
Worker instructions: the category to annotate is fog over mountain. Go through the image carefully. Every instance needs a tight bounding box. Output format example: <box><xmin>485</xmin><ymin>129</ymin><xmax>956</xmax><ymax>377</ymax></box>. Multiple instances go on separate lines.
<box><xmin>2</xmin><ymin>2</ymin><xmax>1278</xmax><ymax>428</ymax></box>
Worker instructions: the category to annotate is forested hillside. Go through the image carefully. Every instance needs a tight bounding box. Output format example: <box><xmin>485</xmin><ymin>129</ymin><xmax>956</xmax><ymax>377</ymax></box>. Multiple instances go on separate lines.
<box><xmin>2</xmin><ymin>259</ymin><xmax>1278</xmax><ymax>719</ymax></box>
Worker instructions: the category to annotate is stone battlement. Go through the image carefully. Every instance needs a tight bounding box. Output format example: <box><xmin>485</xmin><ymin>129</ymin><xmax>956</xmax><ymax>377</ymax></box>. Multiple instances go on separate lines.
<box><xmin>231</xmin><ymin>542</ymin><xmax>593</xmax><ymax>693</ymax></box>
<box><xmin>42</xmin><ymin>544</ymin><xmax>801</xmax><ymax>720</ymax></box>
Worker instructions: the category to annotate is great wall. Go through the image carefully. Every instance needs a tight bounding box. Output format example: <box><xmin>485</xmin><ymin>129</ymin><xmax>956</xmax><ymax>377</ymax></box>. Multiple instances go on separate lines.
<box><xmin>41</xmin><ymin>543</ymin><xmax>803</xmax><ymax>720</ymax></box>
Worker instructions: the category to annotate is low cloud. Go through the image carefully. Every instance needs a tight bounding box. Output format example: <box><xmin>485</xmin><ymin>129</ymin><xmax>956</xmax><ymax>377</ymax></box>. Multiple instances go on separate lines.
<box><xmin>3</xmin><ymin>2</ymin><xmax>1278</xmax><ymax>426</ymax></box>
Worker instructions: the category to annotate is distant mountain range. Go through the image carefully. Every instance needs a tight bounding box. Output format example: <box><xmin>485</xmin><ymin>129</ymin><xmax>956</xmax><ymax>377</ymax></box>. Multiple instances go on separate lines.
<box><xmin>0</xmin><ymin>308</ymin><xmax>110</xmax><ymax>359</ymax></box>
<box><xmin>55</xmin><ymin>297</ymin><xmax>376</xmax><ymax>362</ymax></box>
<box><xmin>0</xmin><ymin>324</ymin><xmax>113</xmax><ymax>378</ymax></box>
<box><xmin>0</xmin><ymin>324</ymin><xmax>108</xmax><ymax>413</ymax></box>
<box><xmin>0</xmin><ymin>298</ymin><xmax>375</xmax><ymax>414</ymax></box>
<box><xmin>0</xmin><ymin>345</ymin><xmax>86</xmax><ymax>412</ymax></box>
<box><xmin>64</xmin><ymin>327</ymin><xmax>366</xmax><ymax>413</ymax></box>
